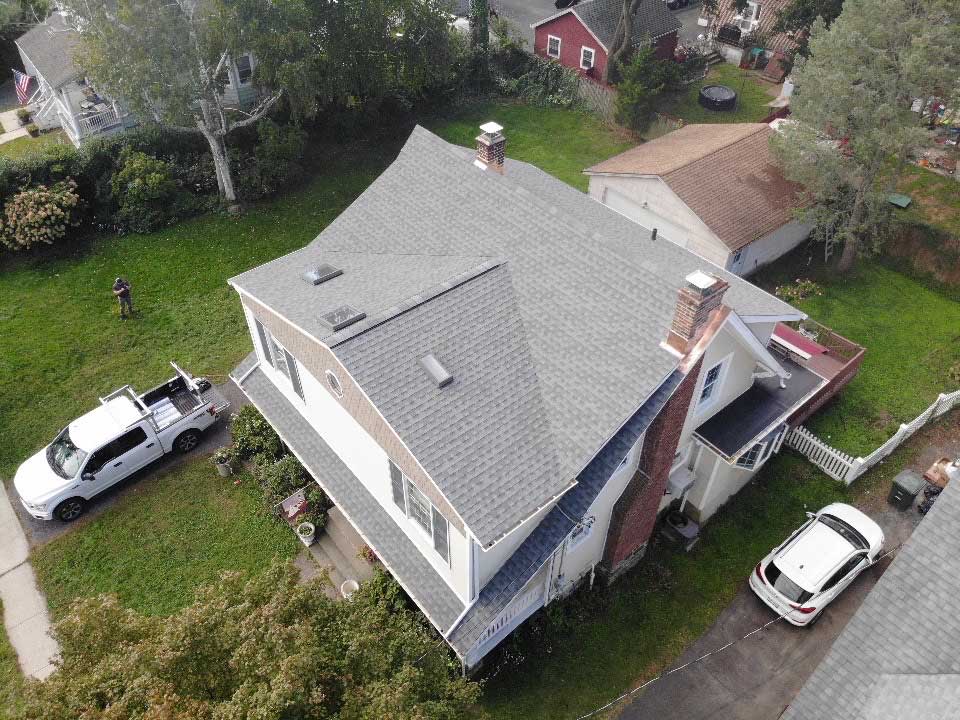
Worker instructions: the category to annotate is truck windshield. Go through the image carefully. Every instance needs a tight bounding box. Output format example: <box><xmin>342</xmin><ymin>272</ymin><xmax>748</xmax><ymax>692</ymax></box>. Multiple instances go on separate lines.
<box><xmin>46</xmin><ymin>428</ymin><xmax>87</xmax><ymax>479</ymax></box>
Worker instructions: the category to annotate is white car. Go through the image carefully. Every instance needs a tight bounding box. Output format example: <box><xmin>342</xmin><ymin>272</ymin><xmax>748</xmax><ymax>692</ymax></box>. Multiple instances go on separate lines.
<box><xmin>14</xmin><ymin>363</ymin><xmax>228</xmax><ymax>522</ymax></box>
<box><xmin>749</xmin><ymin>503</ymin><xmax>884</xmax><ymax>626</ymax></box>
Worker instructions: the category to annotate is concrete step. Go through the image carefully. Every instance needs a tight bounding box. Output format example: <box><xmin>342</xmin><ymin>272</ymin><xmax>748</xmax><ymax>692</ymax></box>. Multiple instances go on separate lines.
<box><xmin>704</xmin><ymin>52</ymin><xmax>724</xmax><ymax>66</ymax></box>
<box><xmin>325</xmin><ymin>508</ymin><xmax>376</xmax><ymax>582</ymax></box>
<box><xmin>315</xmin><ymin>530</ymin><xmax>363</xmax><ymax>594</ymax></box>
<box><xmin>306</xmin><ymin>540</ymin><xmax>347</xmax><ymax>597</ymax></box>
<box><xmin>294</xmin><ymin>549</ymin><xmax>339</xmax><ymax>600</ymax></box>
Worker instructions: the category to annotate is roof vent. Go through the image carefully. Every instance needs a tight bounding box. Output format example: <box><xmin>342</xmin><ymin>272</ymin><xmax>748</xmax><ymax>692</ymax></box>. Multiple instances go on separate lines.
<box><xmin>320</xmin><ymin>305</ymin><xmax>366</xmax><ymax>332</ymax></box>
<box><xmin>420</xmin><ymin>353</ymin><xmax>453</xmax><ymax>388</ymax></box>
<box><xmin>302</xmin><ymin>263</ymin><xmax>343</xmax><ymax>286</ymax></box>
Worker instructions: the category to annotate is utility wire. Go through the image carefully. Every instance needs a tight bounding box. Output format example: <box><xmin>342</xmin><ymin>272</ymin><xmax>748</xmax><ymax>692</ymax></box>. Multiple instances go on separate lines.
<box><xmin>572</xmin><ymin>543</ymin><xmax>903</xmax><ymax>720</ymax></box>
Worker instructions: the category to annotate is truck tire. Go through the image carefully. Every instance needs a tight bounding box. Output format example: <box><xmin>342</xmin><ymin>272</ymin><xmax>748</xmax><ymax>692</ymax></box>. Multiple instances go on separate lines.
<box><xmin>174</xmin><ymin>429</ymin><xmax>202</xmax><ymax>453</ymax></box>
<box><xmin>54</xmin><ymin>497</ymin><xmax>86</xmax><ymax>522</ymax></box>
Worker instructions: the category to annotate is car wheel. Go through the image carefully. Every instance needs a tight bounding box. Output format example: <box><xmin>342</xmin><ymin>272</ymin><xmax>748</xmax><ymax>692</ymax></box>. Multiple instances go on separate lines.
<box><xmin>807</xmin><ymin>608</ymin><xmax>824</xmax><ymax>627</ymax></box>
<box><xmin>174</xmin><ymin>430</ymin><xmax>201</xmax><ymax>453</ymax></box>
<box><xmin>54</xmin><ymin>497</ymin><xmax>86</xmax><ymax>522</ymax></box>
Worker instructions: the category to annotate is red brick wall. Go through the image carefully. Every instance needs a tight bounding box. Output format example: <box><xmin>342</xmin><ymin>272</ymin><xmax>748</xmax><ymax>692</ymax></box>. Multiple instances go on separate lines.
<box><xmin>534</xmin><ymin>12</ymin><xmax>609</xmax><ymax>81</ymax></box>
<box><xmin>603</xmin><ymin>359</ymin><xmax>703</xmax><ymax>578</ymax></box>
<box><xmin>533</xmin><ymin>12</ymin><xmax>678</xmax><ymax>85</ymax></box>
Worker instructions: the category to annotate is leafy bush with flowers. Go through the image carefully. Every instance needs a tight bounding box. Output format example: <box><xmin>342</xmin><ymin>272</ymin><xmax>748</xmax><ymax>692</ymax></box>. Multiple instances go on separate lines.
<box><xmin>775</xmin><ymin>278</ymin><xmax>824</xmax><ymax>304</ymax></box>
<box><xmin>0</xmin><ymin>179</ymin><xmax>81</xmax><ymax>251</ymax></box>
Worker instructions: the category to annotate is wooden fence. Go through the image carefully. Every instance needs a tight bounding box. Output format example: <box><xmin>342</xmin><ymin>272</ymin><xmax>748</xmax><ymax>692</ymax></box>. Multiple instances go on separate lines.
<box><xmin>785</xmin><ymin>389</ymin><xmax>960</xmax><ymax>485</ymax></box>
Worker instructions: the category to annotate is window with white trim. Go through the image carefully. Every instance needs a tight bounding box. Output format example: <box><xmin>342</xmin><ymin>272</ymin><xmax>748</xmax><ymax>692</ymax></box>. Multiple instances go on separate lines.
<box><xmin>698</xmin><ymin>360</ymin><xmax>724</xmax><ymax>406</ymax></box>
<box><xmin>255</xmin><ymin>321</ymin><xmax>303</xmax><ymax>400</ymax></box>
<box><xmin>735</xmin><ymin>425</ymin><xmax>786</xmax><ymax>470</ymax></box>
<box><xmin>388</xmin><ymin>460</ymin><xmax>450</xmax><ymax>563</ymax></box>
<box><xmin>580</xmin><ymin>46</ymin><xmax>595</xmax><ymax>70</ymax></box>
<box><xmin>325</xmin><ymin>370</ymin><xmax>343</xmax><ymax>398</ymax></box>
<box><xmin>547</xmin><ymin>35</ymin><xmax>561</xmax><ymax>58</ymax></box>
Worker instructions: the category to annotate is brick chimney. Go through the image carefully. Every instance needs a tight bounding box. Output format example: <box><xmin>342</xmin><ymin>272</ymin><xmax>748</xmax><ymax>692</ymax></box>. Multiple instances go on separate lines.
<box><xmin>474</xmin><ymin>121</ymin><xmax>505</xmax><ymax>174</ymax></box>
<box><xmin>666</xmin><ymin>270</ymin><xmax>729</xmax><ymax>353</ymax></box>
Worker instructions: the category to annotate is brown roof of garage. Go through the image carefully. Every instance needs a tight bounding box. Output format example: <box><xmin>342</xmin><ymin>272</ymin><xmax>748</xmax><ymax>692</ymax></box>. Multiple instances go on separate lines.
<box><xmin>585</xmin><ymin>123</ymin><xmax>803</xmax><ymax>252</ymax></box>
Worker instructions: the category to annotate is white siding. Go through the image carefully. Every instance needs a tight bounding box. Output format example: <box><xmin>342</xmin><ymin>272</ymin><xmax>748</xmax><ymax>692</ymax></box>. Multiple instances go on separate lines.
<box><xmin>588</xmin><ymin>175</ymin><xmax>731</xmax><ymax>268</ymax></box>
<box><xmin>733</xmin><ymin>221</ymin><xmax>812</xmax><ymax>276</ymax></box>
<box><xmin>242</xmin><ymin>307</ymin><xmax>472</xmax><ymax>602</ymax></box>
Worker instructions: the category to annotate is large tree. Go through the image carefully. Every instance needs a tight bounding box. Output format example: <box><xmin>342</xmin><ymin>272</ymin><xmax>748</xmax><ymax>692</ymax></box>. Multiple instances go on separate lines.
<box><xmin>21</xmin><ymin>563</ymin><xmax>485</xmax><ymax>720</ymax></box>
<box><xmin>771</xmin><ymin>0</ymin><xmax>960</xmax><ymax>271</ymax></box>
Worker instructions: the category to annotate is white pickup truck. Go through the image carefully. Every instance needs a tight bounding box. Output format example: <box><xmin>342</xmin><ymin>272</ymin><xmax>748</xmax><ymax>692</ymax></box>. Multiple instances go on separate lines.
<box><xmin>14</xmin><ymin>362</ymin><xmax>230</xmax><ymax>522</ymax></box>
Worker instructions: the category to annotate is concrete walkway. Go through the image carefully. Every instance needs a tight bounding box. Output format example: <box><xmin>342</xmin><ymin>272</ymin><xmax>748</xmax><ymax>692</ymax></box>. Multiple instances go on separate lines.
<box><xmin>0</xmin><ymin>481</ymin><xmax>58</xmax><ymax>680</ymax></box>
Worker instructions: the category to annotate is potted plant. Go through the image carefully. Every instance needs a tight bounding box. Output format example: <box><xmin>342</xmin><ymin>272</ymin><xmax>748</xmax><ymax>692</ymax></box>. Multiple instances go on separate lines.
<box><xmin>25</xmin><ymin>123</ymin><xmax>39</xmax><ymax>137</ymax></box>
<box><xmin>296</xmin><ymin>521</ymin><xmax>316</xmax><ymax>546</ymax></box>
<box><xmin>211</xmin><ymin>446</ymin><xmax>237</xmax><ymax>477</ymax></box>
<box><xmin>16</xmin><ymin>108</ymin><xmax>30</xmax><ymax>125</ymax></box>
<box><xmin>357</xmin><ymin>544</ymin><xmax>378</xmax><ymax>565</ymax></box>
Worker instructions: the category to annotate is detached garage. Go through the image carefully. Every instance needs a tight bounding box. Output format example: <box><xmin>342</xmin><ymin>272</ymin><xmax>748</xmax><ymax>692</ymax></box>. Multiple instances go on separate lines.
<box><xmin>585</xmin><ymin>123</ymin><xmax>811</xmax><ymax>275</ymax></box>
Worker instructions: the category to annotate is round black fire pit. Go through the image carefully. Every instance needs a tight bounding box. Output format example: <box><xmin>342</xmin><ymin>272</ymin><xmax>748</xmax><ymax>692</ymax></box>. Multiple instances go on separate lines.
<box><xmin>698</xmin><ymin>84</ymin><xmax>737</xmax><ymax>111</ymax></box>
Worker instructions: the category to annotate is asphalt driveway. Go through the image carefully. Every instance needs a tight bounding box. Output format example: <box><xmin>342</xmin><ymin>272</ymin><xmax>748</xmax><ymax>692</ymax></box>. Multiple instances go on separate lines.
<box><xmin>615</xmin><ymin>503</ymin><xmax>922</xmax><ymax>720</ymax></box>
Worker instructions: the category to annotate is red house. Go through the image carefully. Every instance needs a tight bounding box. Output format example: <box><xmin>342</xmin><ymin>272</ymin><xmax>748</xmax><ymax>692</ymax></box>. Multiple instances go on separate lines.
<box><xmin>531</xmin><ymin>0</ymin><xmax>682</xmax><ymax>84</ymax></box>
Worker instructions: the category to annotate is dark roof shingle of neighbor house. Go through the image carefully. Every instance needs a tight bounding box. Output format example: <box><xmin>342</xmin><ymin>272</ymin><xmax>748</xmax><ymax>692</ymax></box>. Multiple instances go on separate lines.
<box><xmin>539</xmin><ymin>0</ymin><xmax>681</xmax><ymax>51</ymax></box>
<box><xmin>16</xmin><ymin>12</ymin><xmax>81</xmax><ymax>90</ymax></box>
<box><xmin>586</xmin><ymin>123</ymin><xmax>804</xmax><ymax>251</ymax></box>
<box><xmin>230</xmin><ymin>125</ymin><xmax>799</xmax><ymax>548</ymax></box>
<box><xmin>782</xmin><ymin>480</ymin><xmax>960</xmax><ymax>720</ymax></box>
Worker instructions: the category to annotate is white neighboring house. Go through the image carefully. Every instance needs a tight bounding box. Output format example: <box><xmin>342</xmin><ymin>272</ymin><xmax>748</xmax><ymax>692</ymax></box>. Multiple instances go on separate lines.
<box><xmin>227</xmin><ymin>123</ymin><xmax>862</xmax><ymax>672</ymax></box>
<box><xmin>15</xmin><ymin>11</ymin><xmax>260</xmax><ymax>147</ymax></box>
<box><xmin>585</xmin><ymin>122</ymin><xmax>812</xmax><ymax>276</ymax></box>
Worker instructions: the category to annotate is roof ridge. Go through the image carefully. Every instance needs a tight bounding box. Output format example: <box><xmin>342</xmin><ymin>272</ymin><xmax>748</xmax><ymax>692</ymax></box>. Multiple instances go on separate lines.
<box><xmin>661</xmin><ymin>123</ymin><xmax>769</xmax><ymax>177</ymax></box>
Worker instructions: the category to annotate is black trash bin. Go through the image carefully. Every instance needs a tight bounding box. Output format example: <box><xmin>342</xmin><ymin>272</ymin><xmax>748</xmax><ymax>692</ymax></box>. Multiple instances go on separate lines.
<box><xmin>888</xmin><ymin>470</ymin><xmax>925</xmax><ymax>511</ymax></box>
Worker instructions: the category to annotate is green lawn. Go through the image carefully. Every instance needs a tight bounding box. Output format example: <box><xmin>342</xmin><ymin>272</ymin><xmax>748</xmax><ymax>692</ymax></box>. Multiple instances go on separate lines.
<box><xmin>427</xmin><ymin>99</ymin><xmax>633</xmax><ymax>191</ymax></box>
<box><xmin>754</xmin><ymin>256</ymin><xmax>960</xmax><ymax>456</ymax></box>
<box><xmin>896</xmin><ymin>164</ymin><xmax>960</xmax><ymax>239</ymax></box>
<box><xmin>0</xmin><ymin>602</ymin><xmax>25</xmax><ymax>720</ymax></box>
<box><xmin>32</xmin><ymin>459</ymin><xmax>299</xmax><ymax>616</ymax></box>
<box><xmin>658</xmin><ymin>64</ymin><xmax>776</xmax><ymax>124</ymax></box>
<box><xmin>0</xmin><ymin>130</ymin><xmax>68</xmax><ymax>160</ymax></box>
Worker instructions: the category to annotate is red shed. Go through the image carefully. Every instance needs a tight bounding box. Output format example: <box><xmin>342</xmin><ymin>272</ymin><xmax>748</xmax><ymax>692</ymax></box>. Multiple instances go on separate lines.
<box><xmin>532</xmin><ymin>0</ymin><xmax>681</xmax><ymax>85</ymax></box>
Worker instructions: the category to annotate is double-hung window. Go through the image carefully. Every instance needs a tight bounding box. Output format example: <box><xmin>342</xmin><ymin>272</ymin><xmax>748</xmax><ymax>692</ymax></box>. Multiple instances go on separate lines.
<box><xmin>547</xmin><ymin>35</ymin><xmax>561</xmax><ymax>58</ymax></box>
<box><xmin>389</xmin><ymin>460</ymin><xmax>449</xmax><ymax>563</ymax></box>
<box><xmin>699</xmin><ymin>360</ymin><xmax>724</xmax><ymax>406</ymax></box>
<box><xmin>580</xmin><ymin>46</ymin><xmax>595</xmax><ymax>70</ymax></box>
<box><xmin>254</xmin><ymin>319</ymin><xmax>304</xmax><ymax>400</ymax></box>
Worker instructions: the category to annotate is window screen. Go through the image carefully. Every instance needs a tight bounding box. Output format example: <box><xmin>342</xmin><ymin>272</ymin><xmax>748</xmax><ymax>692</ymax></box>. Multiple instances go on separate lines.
<box><xmin>389</xmin><ymin>461</ymin><xmax>405</xmax><ymax>510</ymax></box>
<box><xmin>432</xmin><ymin>507</ymin><xmax>448</xmax><ymax>563</ymax></box>
<box><xmin>282</xmin><ymin>348</ymin><xmax>304</xmax><ymax>400</ymax></box>
<box><xmin>254</xmin><ymin>320</ymin><xmax>273</xmax><ymax>367</ymax></box>
<box><xmin>406</xmin><ymin>480</ymin><xmax>432</xmax><ymax>534</ymax></box>
<box><xmin>236</xmin><ymin>55</ymin><xmax>252</xmax><ymax>83</ymax></box>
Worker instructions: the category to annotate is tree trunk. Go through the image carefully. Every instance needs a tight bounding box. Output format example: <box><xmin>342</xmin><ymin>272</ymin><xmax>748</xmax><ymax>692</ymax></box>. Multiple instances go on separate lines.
<box><xmin>603</xmin><ymin>0</ymin><xmax>637</xmax><ymax>84</ymax></box>
<box><xmin>196</xmin><ymin>99</ymin><xmax>237</xmax><ymax>205</ymax></box>
<box><xmin>838</xmin><ymin>147</ymin><xmax>885</xmax><ymax>272</ymax></box>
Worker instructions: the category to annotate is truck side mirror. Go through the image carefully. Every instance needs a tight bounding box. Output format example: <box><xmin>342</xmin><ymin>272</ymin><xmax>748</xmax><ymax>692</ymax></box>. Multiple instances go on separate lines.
<box><xmin>805</xmin><ymin>511</ymin><xmax>816</xmax><ymax>519</ymax></box>
<box><xmin>81</xmin><ymin>472</ymin><xmax>95</xmax><ymax>481</ymax></box>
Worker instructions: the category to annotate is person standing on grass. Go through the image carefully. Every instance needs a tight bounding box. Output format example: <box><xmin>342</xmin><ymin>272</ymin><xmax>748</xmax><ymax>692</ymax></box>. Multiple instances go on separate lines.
<box><xmin>112</xmin><ymin>277</ymin><xmax>133</xmax><ymax>319</ymax></box>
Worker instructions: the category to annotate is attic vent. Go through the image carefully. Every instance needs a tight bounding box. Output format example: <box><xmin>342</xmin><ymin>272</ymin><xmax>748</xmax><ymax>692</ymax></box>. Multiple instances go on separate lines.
<box><xmin>302</xmin><ymin>263</ymin><xmax>343</xmax><ymax>286</ymax></box>
<box><xmin>320</xmin><ymin>305</ymin><xmax>366</xmax><ymax>332</ymax></box>
<box><xmin>420</xmin><ymin>353</ymin><xmax>453</xmax><ymax>388</ymax></box>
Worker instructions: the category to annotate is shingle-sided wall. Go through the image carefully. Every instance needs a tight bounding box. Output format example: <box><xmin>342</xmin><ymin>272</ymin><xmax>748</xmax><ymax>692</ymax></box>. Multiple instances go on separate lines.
<box><xmin>534</xmin><ymin>13</ymin><xmax>609</xmax><ymax>80</ymax></box>
<box><xmin>602</xmin><ymin>358</ymin><xmax>703</xmax><ymax>579</ymax></box>
<box><xmin>239</xmin><ymin>292</ymin><xmax>466</xmax><ymax>535</ymax></box>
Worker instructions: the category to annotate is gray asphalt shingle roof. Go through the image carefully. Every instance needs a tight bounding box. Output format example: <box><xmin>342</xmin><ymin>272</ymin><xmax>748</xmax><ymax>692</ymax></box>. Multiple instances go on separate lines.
<box><xmin>782</xmin><ymin>480</ymin><xmax>960</xmax><ymax>720</ymax></box>
<box><xmin>232</xmin><ymin>357</ymin><xmax>466</xmax><ymax>630</ymax></box>
<box><xmin>16</xmin><ymin>12</ymin><xmax>81</xmax><ymax>89</ymax></box>
<box><xmin>231</xmin><ymin>126</ymin><xmax>798</xmax><ymax>547</ymax></box>
<box><xmin>570</xmin><ymin>0</ymin><xmax>682</xmax><ymax>51</ymax></box>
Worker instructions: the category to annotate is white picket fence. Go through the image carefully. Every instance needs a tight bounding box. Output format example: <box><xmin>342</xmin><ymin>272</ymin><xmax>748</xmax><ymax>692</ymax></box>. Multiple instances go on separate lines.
<box><xmin>786</xmin><ymin>389</ymin><xmax>960</xmax><ymax>485</ymax></box>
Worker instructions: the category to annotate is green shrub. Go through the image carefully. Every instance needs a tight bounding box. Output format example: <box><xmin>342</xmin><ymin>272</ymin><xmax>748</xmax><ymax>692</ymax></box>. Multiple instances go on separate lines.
<box><xmin>25</xmin><ymin>123</ymin><xmax>38</xmax><ymax>136</ymax></box>
<box><xmin>302</xmin><ymin>484</ymin><xmax>332</xmax><ymax>528</ymax></box>
<box><xmin>495</xmin><ymin>54</ymin><xmax>581</xmax><ymax>108</ymax></box>
<box><xmin>232</xmin><ymin>120</ymin><xmax>307</xmax><ymax>200</ymax></box>
<box><xmin>615</xmin><ymin>48</ymin><xmax>683</xmax><ymax>133</ymax></box>
<box><xmin>0</xmin><ymin>179</ymin><xmax>81</xmax><ymax>251</ymax></box>
<box><xmin>16</xmin><ymin>108</ymin><xmax>30</xmax><ymax>123</ymax></box>
<box><xmin>111</xmin><ymin>149</ymin><xmax>180</xmax><ymax>233</ymax></box>
<box><xmin>254</xmin><ymin>454</ymin><xmax>308</xmax><ymax>507</ymax></box>
<box><xmin>230</xmin><ymin>405</ymin><xmax>284</xmax><ymax>461</ymax></box>
<box><xmin>775</xmin><ymin>278</ymin><xmax>823</xmax><ymax>303</ymax></box>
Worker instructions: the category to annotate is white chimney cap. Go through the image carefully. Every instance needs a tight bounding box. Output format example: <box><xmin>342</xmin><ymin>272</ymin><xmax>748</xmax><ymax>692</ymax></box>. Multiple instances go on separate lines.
<box><xmin>686</xmin><ymin>270</ymin><xmax>717</xmax><ymax>290</ymax></box>
<box><xmin>479</xmin><ymin>121</ymin><xmax>504</xmax><ymax>135</ymax></box>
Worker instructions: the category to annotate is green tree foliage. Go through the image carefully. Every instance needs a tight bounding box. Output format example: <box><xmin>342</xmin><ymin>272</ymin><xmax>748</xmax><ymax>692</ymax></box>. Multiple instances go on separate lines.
<box><xmin>0</xmin><ymin>179</ymin><xmax>81</xmax><ymax>251</ymax></box>
<box><xmin>614</xmin><ymin>47</ymin><xmax>681</xmax><ymax>133</ymax></box>
<box><xmin>21</xmin><ymin>562</ymin><xmax>485</xmax><ymax>720</ymax></box>
<box><xmin>771</xmin><ymin>0</ymin><xmax>960</xmax><ymax>271</ymax></box>
<box><xmin>773</xmin><ymin>0</ymin><xmax>844</xmax><ymax>60</ymax></box>
<box><xmin>110</xmin><ymin>149</ymin><xmax>179</xmax><ymax>233</ymax></box>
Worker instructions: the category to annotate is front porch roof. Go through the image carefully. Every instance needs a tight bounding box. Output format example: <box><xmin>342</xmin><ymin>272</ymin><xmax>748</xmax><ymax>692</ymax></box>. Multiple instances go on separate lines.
<box><xmin>695</xmin><ymin>357</ymin><xmax>824</xmax><ymax>459</ymax></box>
<box><xmin>230</xmin><ymin>353</ymin><xmax>466</xmax><ymax>633</ymax></box>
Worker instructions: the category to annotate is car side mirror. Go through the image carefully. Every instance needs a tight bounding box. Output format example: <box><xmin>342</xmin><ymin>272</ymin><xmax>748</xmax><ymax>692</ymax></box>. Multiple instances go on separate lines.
<box><xmin>81</xmin><ymin>472</ymin><xmax>95</xmax><ymax>481</ymax></box>
<box><xmin>805</xmin><ymin>511</ymin><xmax>816</xmax><ymax>519</ymax></box>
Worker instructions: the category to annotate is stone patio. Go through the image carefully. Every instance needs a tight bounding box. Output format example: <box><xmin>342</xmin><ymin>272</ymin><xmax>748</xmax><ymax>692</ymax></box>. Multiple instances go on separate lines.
<box><xmin>297</xmin><ymin>506</ymin><xmax>377</xmax><ymax>599</ymax></box>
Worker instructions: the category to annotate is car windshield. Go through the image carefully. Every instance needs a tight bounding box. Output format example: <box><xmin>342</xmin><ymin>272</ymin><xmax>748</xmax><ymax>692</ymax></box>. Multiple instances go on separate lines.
<box><xmin>765</xmin><ymin>561</ymin><xmax>813</xmax><ymax>604</ymax></box>
<box><xmin>818</xmin><ymin>514</ymin><xmax>869</xmax><ymax>550</ymax></box>
<box><xmin>46</xmin><ymin>428</ymin><xmax>87</xmax><ymax>479</ymax></box>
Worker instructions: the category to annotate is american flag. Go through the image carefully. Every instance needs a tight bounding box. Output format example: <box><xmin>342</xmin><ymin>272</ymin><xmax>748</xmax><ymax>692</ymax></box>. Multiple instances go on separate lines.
<box><xmin>12</xmin><ymin>69</ymin><xmax>32</xmax><ymax>105</ymax></box>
